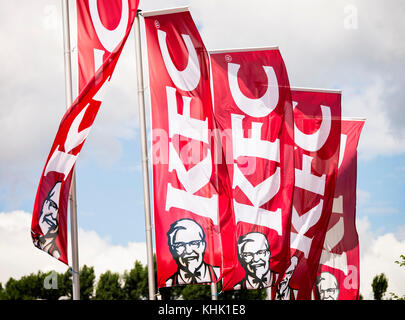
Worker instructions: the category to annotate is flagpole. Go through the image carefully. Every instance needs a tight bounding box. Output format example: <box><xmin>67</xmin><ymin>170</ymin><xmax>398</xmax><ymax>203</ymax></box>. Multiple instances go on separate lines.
<box><xmin>211</xmin><ymin>283</ymin><xmax>218</xmax><ymax>300</ymax></box>
<box><xmin>266</xmin><ymin>287</ymin><xmax>272</xmax><ymax>300</ymax></box>
<box><xmin>134</xmin><ymin>10</ymin><xmax>156</xmax><ymax>300</ymax></box>
<box><xmin>61</xmin><ymin>0</ymin><xmax>80</xmax><ymax>300</ymax></box>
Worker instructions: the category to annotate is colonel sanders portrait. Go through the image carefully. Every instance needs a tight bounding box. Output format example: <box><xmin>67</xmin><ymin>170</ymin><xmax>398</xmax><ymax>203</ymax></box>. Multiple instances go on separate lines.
<box><xmin>166</xmin><ymin>218</ymin><xmax>220</xmax><ymax>286</ymax></box>
<box><xmin>234</xmin><ymin>232</ymin><xmax>277</xmax><ymax>290</ymax></box>
<box><xmin>276</xmin><ymin>255</ymin><xmax>298</xmax><ymax>300</ymax></box>
<box><xmin>316</xmin><ymin>272</ymin><xmax>340</xmax><ymax>300</ymax></box>
<box><xmin>33</xmin><ymin>181</ymin><xmax>62</xmax><ymax>259</ymax></box>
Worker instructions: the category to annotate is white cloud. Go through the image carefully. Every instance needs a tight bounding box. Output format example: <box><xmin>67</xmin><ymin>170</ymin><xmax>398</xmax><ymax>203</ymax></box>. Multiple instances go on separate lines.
<box><xmin>0</xmin><ymin>211</ymin><xmax>146</xmax><ymax>286</ymax></box>
<box><xmin>357</xmin><ymin>217</ymin><xmax>405</xmax><ymax>299</ymax></box>
<box><xmin>396</xmin><ymin>225</ymin><xmax>405</xmax><ymax>242</ymax></box>
<box><xmin>77</xmin><ymin>228</ymin><xmax>146</xmax><ymax>278</ymax></box>
<box><xmin>342</xmin><ymin>78</ymin><xmax>405</xmax><ymax>159</ymax></box>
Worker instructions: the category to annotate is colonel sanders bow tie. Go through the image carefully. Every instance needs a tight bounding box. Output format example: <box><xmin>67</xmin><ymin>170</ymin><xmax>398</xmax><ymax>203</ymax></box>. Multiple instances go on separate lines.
<box><xmin>252</xmin><ymin>276</ymin><xmax>268</xmax><ymax>289</ymax></box>
<box><xmin>184</xmin><ymin>271</ymin><xmax>201</xmax><ymax>284</ymax></box>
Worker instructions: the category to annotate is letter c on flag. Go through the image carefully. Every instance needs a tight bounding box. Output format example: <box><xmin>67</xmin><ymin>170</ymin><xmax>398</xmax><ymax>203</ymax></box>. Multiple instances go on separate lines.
<box><xmin>89</xmin><ymin>0</ymin><xmax>129</xmax><ymax>52</ymax></box>
<box><xmin>228</xmin><ymin>63</ymin><xmax>279</xmax><ymax>118</ymax></box>
<box><xmin>158</xmin><ymin>30</ymin><xmax>201</xmax><ymax>92</ymax></box>
<box><xmin>293</xmin><ymin>102</ymin><xmax>332</xmax><ymax>152</ymax></box>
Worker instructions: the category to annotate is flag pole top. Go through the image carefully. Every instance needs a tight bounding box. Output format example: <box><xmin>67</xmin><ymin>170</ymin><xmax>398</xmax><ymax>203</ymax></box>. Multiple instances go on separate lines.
<box><xmin>291</xmin><ymin>86</ymin><xmax>342</xmax><ymax>94</ymax></box>
<box><xmin>341</xmin><ymin>117</ymin><xmax>367</xmax><ymax>121</ymax></box>
<box><xmin>141</xmin><ymin>6</ymin><xmax>189</xmax><ymax>17</ymax></box>
<box><xmin>209</xmin><ymin>46</ymin><xmax>279</xmax><ymax>54</ymax></box>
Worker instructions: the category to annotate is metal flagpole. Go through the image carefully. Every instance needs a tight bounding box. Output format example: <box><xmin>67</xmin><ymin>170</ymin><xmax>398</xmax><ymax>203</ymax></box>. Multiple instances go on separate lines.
<box><xmin>61</xmin><ymin>0</ymin><xmax>80</xmax><ymax>300</ymax></box>
<box><xmin>266</xmin><ymin>287</ymin><xmax>272</xmax><ymax>300</ymax></box>
<box><xmin>211</xmin><ymin>283</ymin><xmax>218</xmax><ymax>300</ymax></box>
<box><xmin>134</xmin><ymin>10</ymin><xmax>156</xmax><ymax>300</ymax></box>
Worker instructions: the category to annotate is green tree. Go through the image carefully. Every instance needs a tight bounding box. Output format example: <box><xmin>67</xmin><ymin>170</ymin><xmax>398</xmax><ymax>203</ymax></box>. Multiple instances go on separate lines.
<box><xmin>95</xmin><ymin>270</ymin><xmax>125</xmax><ymax>300</ymax></box>
<box><xmin>58</xmin><ymin>268</ymin><xmax>73</xmax><ymax>299</ymax></box>
<box><xmin>0</xmin><ymin>283</ymin><xmax>6</xmax><ymax>300</ymax></box>
<box><xmin>60</xmin><ymin>265</ymin><xmax>96</xmax><ymax>300</ymax></box>
<box><xmin>3</xmin><ymin>271</ymin><xmax>66</xmax><ymax>300</ymax></box>
<box><xmin>389</xmin><ymin>254</ymin><xmax>405</xmax><ymax>300</ymax></box>
<box><xmin>80</xmin><ymin>265</ymin><xmax>96</xmax><ymax>300</ymax></box>
<box><xmin>5</xmin><ymin>273</ymin><xmax>42</xmax><ymax>299</ymax></box>
<box><xmin>123</xmin><ymin>261</ymin><xmax>148</xmax><ymax>299</ymax></box>
<box><xmin>395</xmin><ymin>254</ymin><xmax>405</xmax><ymax>267</ymax></box>
<box><xmin>372</xmin><ymin>273</ymin><xmax>388</xmax><ymax>300</ymax></box>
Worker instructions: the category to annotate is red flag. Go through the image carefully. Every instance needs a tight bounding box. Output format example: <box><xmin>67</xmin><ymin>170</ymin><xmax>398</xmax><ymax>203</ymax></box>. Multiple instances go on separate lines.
<box><xmin>314</xmin><ymin>119</ymin><xmax>364</xmax><ymax>300</ymax></box>
<box><xmin>144</xmin><ymin>8</ymin><xmax>227</xmax><ymax>288</ymax></box>
<box><xmin>210</xmin><ymin>48</ymin><xmax>294</xmax><ymax>292</ymax></box>
<box><xmin>77</xmin><ymin>0</ymin><xmax>139</xmax><ymax>92</ymax></box>
<box><xmin>276</xmin><ymin>88</ymin><xmax>341</xmax><ymax>300</ymax></box>
<box><xmin>31</xmin><ymin>0</ymin><xmax>139</xmax><ymax>264</ymax></box>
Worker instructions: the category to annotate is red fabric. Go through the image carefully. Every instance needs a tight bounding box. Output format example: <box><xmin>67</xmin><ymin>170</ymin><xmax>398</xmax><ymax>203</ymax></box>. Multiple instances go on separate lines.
<box><xmin>277</xmin><ymin>89</ymin><xmax>341</xmax><ymax>300</ymax></box>
<box><xmin>210</xmin><ymin>49</ymin><xmax>294</xmax><ymax>292</ymax></box>
<box><xmin>77</xmin><ymin>0</ymin><xmax>139</xmax><ymax>92</ymax></box>
<box><xmin>314</xmin><ymin>120</ymin><xmax>364</xmax><ymax>300</ymax></box>
<box><xmin>144</xmin><ymin>10</ymin><xmax>227</xmax><ymax>288</ymax></box>
<box><xmin>31</xmin><ymin>0</ymin><xmax>139</xmax><ymax>264</ymax></box>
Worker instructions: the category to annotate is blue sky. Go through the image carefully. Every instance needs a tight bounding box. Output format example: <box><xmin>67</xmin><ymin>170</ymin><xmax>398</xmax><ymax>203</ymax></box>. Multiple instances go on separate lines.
<box><xmin>357</xmin><ymin>155</ymin><xmax>405</xmax><ymax>235</ymax></box>
<box><xmin>0</xmin><ymin>0</ymin><xmax>404</xmax><ymax>300</ymax></box>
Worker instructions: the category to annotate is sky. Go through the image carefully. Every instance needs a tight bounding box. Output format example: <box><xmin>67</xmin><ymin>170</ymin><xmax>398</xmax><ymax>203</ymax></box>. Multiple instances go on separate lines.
<box><xmin>0</xmin><ymin>0</ymin><xmax>404</xmax><ymax>300</ymax></box>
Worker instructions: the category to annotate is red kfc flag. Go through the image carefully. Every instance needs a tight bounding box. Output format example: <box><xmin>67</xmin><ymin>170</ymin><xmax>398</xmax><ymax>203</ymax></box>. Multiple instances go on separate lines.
<box><xmin>144</xmin><ymin>8</ymin><xmax>228</xmax><ymax>287</ymax></box>
<box><xmin>31</xmin><ymin>0</ymin><xmax>139</xmax><ymax>264</ymax></box>
<box><xmin>314</xmin><ymin>119</ymin><xmax>364</xmax><ymax>300</ymax></box>
<box><xmin>77</xmin><ymin>0</ymin><xmax>139</xmax><ymax>92</ymax></box>
<box><xmin>275</xmin><ymin>88</ymin><xmax>341</xmax><ymax>300</ymax></box>
<box><xmin>210</xmin><ymin>48</ymin><xmax>294</xmax><ymax>292</ymax></box>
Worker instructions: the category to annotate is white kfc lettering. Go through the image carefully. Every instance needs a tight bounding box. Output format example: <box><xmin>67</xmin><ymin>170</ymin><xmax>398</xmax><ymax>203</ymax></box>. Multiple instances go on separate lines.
<box><xmin>228</xmin><ymin>63</ymin><xmax>279</xmax><ymax>118</ymax></box>
<box><xmin>295</xmin><ymin>154</ymin><xmax>326</xmax><ymax>196</ymax></box>
<box><xmin>291</xmin><ymin>99</ymin><xmax>334</xmax><ymax>259</ymax></box>
<box><xmin>290</xmin><ymin>200</ymin><xmax>323</xmax><ymax>258</ymax></box>
<box><xmin>89</xmin><ymin>0</ymin><xmax>129</xmax><ymax>53</ymax></box>
<box><xmin>161</xmin><ymin>30</ymin><xmax>217</xmax><ymax>224</ymax></box>
<box><xmin>158</xmin><ymin>30</ymin><xmax>200</xmax><ymax>91</ymax></box>
<box><xmin>319</xmin><ymin>196</ymin><xmax>348</xmax><ymax>275</ymax></box>
<box><xmin>293</xmin><ymin>101</ymin><xmax>332</xmax><ymax>152</ymax></box>
<box><xmin>93</xmin><ymin>48</ymin><xmax>105</xmax><ymax>74</ymax></box>
<box><xmin>166</xmin><ymin>86</ymin><xmax>212</xmax><ymax>195</ymax></box>
<box><xmin>231</xmin><ymin>114</ymin><xmax>280</xmax><ymax>162</ymax></box>
<box><xmin>44</xmin><ymin>104</ymin><xmax>91</xmax><ymax>179</ymax></box>
<box><xmin>167</xmin><ymin>86</ymin><xmax>208</xmax><ymax>144</ymax></box>
<box><xmin>166</xmin><ymin>184</ymin><xmax>218</xmax><ymax>225</ymax></box>
<box><xmin>319</xmin><ymin>217</ymin><xmax>348</xmax><ymax>275</ymax></box>
<box><xmin>233</xmin><ymin>201</ymin><xmax>282</xmax><ymax>235</ymax></box>
<box><xmin>231</xmin><ymin>114</ymin><xmax>281</xmax><ymax>208</ymax></box>
<box><xmin>228</xmin><ymin>63</ymin><xmax>282</xmax><ymax>233</ymax></box>
<box><xmin>338</xmin><ymin>134</ymin><xmax>347</xmax><ymax>169</ymax></box>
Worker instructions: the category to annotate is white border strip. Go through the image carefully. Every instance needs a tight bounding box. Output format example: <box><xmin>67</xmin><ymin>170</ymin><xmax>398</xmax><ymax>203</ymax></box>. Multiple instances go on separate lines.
<box><xmin>209</xmin><ymin>46</ymin><xmax>279</xmax><ymax>54</ymax></box>
<box><xmin>291</xmin><ymin>86</ymin><xmax>342</xmax><ymax>94</ymax></box>
<box><xmin>141</xmin><ymin>6</ymin><xmax>189</xmax><ymax>17</ymax></box>
<box><xmin>341</xmin><ymin>117</ymin><xmax>366</xmax><ymax>121</ymax></box>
